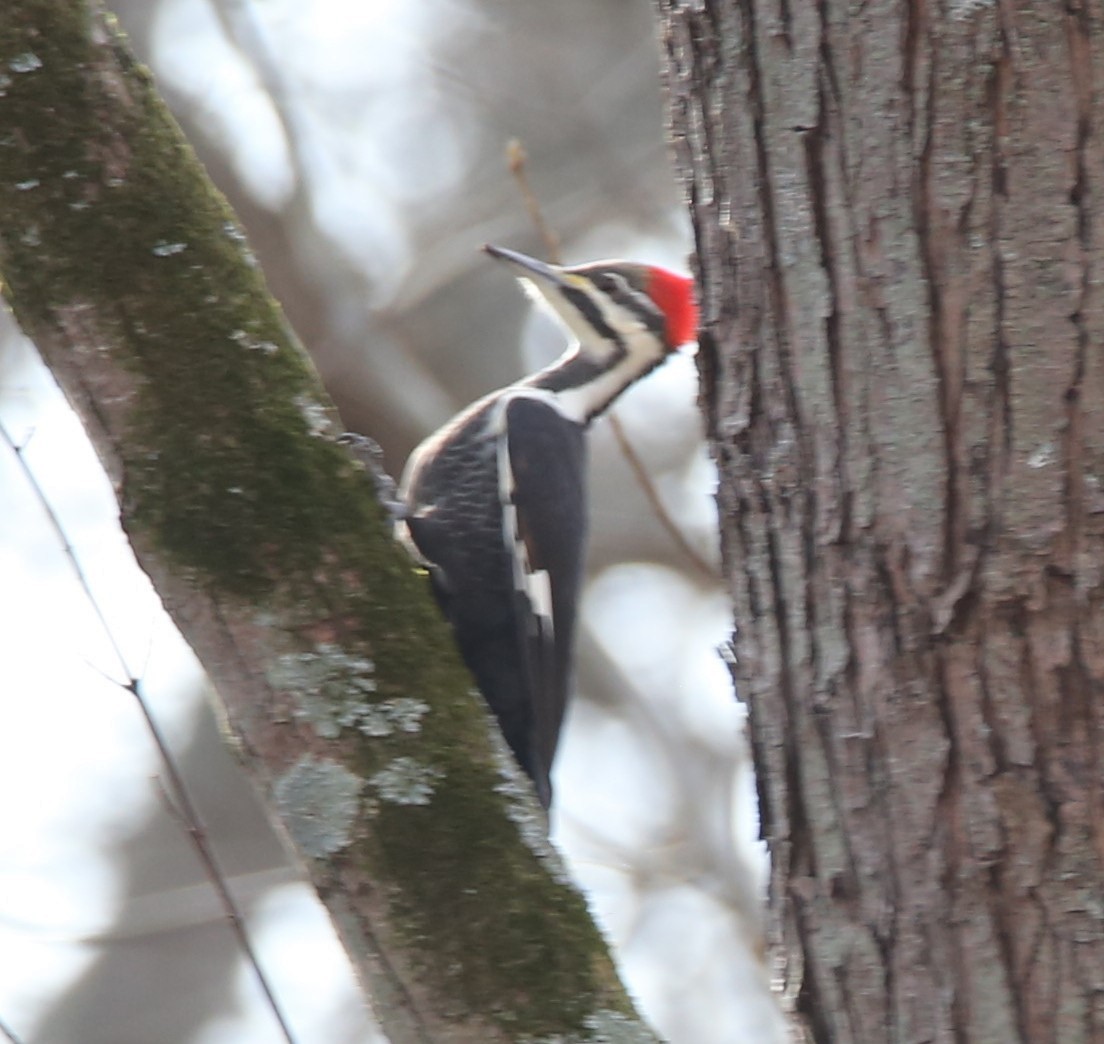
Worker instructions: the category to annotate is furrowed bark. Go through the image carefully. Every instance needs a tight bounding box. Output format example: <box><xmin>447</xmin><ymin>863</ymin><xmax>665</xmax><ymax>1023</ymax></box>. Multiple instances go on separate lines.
<box><xmin>660</xmin><ymin>0</ymin><xmax>1104</xmax><ymax>1039</ymax></box>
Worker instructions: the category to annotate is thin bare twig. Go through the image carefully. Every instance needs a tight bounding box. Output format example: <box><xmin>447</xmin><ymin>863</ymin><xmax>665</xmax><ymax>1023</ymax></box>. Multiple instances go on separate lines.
<box><xmin>0</xmin><ymin>421</ymin><xmax>298</xmax><ymax>1044</ymax></box>
<box><xmin>506</xmin><ymin>139</ymin><xmax>562</xmax><ymax>265</ymax></box>
<box><xmin>604</xmin><ymin>417</ymin><xmax>714</xmax><ymax>578</ymax></box>
<box><xmin>505</xmin><ymin>141</ymin><xmax>715</xmax><ymax>579</ymax></box>
<box><xmin>0</xmin><ymin>1013</ymin><xmax>26</xmax><ymax>1044</ymax></box>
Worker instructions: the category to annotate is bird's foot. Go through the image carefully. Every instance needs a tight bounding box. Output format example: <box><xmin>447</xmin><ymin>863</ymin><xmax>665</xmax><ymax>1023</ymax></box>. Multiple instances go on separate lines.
<box><xmin>338</xmin><ymin>432</ymin><xmax>406</xmax><ymax>522</ymax></box>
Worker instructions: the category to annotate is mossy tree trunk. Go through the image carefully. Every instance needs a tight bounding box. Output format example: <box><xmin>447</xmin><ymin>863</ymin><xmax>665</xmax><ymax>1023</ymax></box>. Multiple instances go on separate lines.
<box><xmin>0</xmin><ymin>3</ymin><xmax>653</xmax><ymax>1041</ymax></box>
<box><xmin>661</xmin><ymin>0</ymin><xmax>1104</xmax><ymax>1040</ymax></box>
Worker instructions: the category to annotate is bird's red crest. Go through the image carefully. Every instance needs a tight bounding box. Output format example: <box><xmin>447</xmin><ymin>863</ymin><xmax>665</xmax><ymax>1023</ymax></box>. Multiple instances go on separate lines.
<box><xmin>646</xmin><ymin>267</ymin><xmax>697</xmax><ymax>347</ymax></box>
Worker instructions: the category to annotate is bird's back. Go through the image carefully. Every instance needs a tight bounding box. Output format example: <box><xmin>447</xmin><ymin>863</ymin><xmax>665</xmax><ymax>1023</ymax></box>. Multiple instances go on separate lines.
<box><xmin>399</xmin><ymin>392</ymin><xmax>583</xmax><ymax>806</ymax></box>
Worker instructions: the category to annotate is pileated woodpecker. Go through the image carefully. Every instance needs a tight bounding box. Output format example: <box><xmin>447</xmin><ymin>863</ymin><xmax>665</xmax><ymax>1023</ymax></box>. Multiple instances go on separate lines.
<box><xmin>398</xmin><ymin>244</ymin><xmax>697</xmax><ymax>809</ymax></box>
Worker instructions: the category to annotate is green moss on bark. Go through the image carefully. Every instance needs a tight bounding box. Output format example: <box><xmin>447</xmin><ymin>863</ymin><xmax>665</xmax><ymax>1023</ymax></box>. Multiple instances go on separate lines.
<box><xmin>368</xmin><ymin>795</ymin><xmax>630</xmax><ymax>1038</ymax></box>
<box><xmin>0</xmin><ymin>3</ymin><xmax>645</xmax><ymax>1039</ymax></box>
<box><xmin>1</xmin><ymin>2</ymin><xmax>354</xmax><ymax>594</ymax></box>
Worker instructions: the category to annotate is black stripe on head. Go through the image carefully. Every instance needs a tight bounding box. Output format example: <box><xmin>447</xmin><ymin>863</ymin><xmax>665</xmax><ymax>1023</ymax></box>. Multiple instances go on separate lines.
<box><xmin>574</xmin><ymin>265</ymin><xmax>668</xmax><ymax>344</ymax></box>
<box><xmin>562</xmin><ymin>283</ymin><xmax>626</xmax><ymax>356</ymax></box>
<box><xmin>618</xmin><ymin>286</ymin><xmax>667</xmax><ymax>341</ymax></box>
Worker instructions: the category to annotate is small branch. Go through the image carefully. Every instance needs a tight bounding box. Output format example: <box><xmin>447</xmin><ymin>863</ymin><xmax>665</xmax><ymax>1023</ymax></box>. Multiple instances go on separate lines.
<box><xmin>506</xmin><ymin>141</ymin><xmax>715</xmax><ymax>580</ymax></box>
<box><xmin>0</xmin><ymin>1013</ymin><xmax>26</xmax><ymax>1044</ymax></box>
<box><xmin>136</xmin><ymin>680</ymin><xmax>296</xmax><ymax>1044</ymax></box>
<box><xmin>605</xmin><ymin>415</ymin><xmax>716</xmax><ymax>579</ymax></box>
<box><xmin>506</xmin><ymin>139</ymin><xmax>562</xmax><ymax>266</ymax></box>
<box><xmin>0</xmin><ymin>420</ymin><xmax>298</xmax><ymax>1044</ymax></box>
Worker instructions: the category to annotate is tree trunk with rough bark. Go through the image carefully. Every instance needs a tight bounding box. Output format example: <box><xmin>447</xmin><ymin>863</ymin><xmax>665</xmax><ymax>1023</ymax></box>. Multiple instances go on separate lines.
<box><xmin>661</xmin><ymin>1</ymin><xmax>1104</xmax><ymax>1040</ymax></box>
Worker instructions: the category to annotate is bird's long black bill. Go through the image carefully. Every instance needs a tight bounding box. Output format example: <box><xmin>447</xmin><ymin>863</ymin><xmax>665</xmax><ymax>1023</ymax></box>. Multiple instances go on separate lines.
<box><xmin>484</xmin><ymin>244</ymin><xmax>570</xmax><ymax>291</ymax></box>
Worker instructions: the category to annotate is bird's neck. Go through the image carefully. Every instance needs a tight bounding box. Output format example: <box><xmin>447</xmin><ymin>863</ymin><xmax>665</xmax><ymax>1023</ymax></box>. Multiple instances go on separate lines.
<box><xmin>523</xmin><ymin>337</ymin><xmax>665</xmax><ymax>425</ymax></box>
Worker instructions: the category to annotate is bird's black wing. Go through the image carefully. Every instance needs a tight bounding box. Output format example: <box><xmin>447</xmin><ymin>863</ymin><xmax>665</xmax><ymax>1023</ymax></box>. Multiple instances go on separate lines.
<box><xmin>500</xmin><ymin>395</ymin><xmax>587</xmax><ymax>803</ymax></box>
<box><xmin>399</xmin><ymin>395</ymin><xmax>585</xmax><ymax>809</ymax></box>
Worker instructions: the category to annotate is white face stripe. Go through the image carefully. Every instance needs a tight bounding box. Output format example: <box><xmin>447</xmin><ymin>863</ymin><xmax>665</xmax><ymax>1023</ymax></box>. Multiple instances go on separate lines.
<box><xmin>512</xmin><ymin>272</ymin><xmax>671</xmax><ymax>426</ymax></box>
<box><xmin>549</xmin><ymin>323</ymin><xmax>669</xmax><ymax>424</ymax></box>
<box><xmin>528</xmin><ymin>274</ymin><xmax>665</xmax><ymax>359</ymax></box>
<box><xmin>519</xmin><ymin>278</ymin><xmax>620</xmax><ymax>369</ymax></box>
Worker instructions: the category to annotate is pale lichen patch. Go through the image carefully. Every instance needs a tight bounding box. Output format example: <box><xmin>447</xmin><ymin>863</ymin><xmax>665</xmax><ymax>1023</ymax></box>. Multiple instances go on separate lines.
<box><xmin>523</xmin><ymin>1009</ymin><xmax>656</xmax><ymax>1044</ymax></box>
<box><xmin>267</xmin><ymin>642</ymin><xmax>378</xmax><ymax>739</ymax></box>
<box><xmin>273</xmin><ymin>754</ymin><xmax>363</xmax><ymax>859</ymax></box>
<box><xmin>294</xmin><ymin>392</ymin><xmax>331</xmax><ymax>437</ymax></box>
<box><xmin>369</xmin><ymin>756</ymin><xmax>443</xmax><ymax>806</ymax></box>
<box><xmin>9</xmin><ymin>52</ymin><xmax>42</xmax><ymax>73</ymax></box>
<box><xmin>486</xmin><ymin>726</ymin><xmax>565</xmax><ymax>877</ymax></box>
<box><xmin>354</xmin><ymin>696</ymin><xmax>431</xmax><ymax>737</ymax></box>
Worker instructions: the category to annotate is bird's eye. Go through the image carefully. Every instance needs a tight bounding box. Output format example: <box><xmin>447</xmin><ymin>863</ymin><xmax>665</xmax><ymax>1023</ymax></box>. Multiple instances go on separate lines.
<box><xmin>592</xmin><ymin>273</ymin><xmax>620</xmax><ymax>294</ymax></box>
